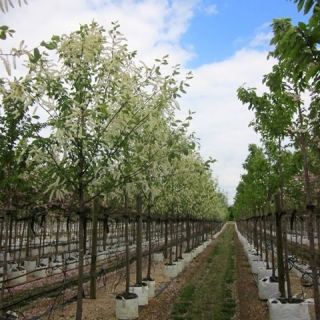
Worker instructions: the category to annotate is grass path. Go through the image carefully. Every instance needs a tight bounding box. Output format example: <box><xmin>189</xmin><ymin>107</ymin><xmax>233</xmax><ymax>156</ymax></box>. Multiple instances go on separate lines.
<box><xmin>170</xmin><ymin>223</ymin><xmax>236</xmax><ymax>320</ymax></box>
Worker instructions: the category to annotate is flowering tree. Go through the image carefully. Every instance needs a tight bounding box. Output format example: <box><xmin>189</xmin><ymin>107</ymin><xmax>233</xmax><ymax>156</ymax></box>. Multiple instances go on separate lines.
<box><xmin>6</xmin><ymin>21</ymin><xmax>192</xmax><ymax>319</ymax></box>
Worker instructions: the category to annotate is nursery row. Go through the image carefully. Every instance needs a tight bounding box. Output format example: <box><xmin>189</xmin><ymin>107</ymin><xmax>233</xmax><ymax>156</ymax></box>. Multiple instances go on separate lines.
<box><xmin>236</xmin><ymin>220</ymin><xmax>315</xmax><ymax>320</ymax></box>
<box><xmin>236</xmin><ymin>227</ymin><xmax>314</xmax><ymax>320</ymax></box>
<box><xmin>0</xmin><ymin>214</ymin><xmax>224</xmax><ymax>317</ymax></box>
<box><xmin>115</xmin><ymin>224</ymin><xmax>225</xmax><ymax>320</ymax></box>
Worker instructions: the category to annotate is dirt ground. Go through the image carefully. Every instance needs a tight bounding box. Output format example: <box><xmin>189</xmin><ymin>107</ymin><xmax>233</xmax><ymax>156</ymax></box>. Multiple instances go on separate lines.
<box><xmin>18</xmin><ymin>224</ymin><xmax>316</xmax><ymax>319</ymax></box>
<box><xmin>232</xmin><ymin>230</ymin><xmax>269</xmax><ymax>320</ymax></box>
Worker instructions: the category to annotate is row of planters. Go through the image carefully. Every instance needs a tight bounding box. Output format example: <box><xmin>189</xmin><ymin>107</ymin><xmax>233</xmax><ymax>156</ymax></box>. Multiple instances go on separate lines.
<box><xmin>0</xmin><ymin>198</ymin><xmax>224</xmax><ymax>318</ymax></box>
<box><xmin>0</xmin><ymin>210</ymin><xmax>151</xmax><ymax>260</ymax></box>
<box><xmin>0</xmin><ymin>210</ymin><xmax>161</xmax><ymax>290</ymax></box>
<box><xmin>235</xmin><ymin>2</ymin><xmax>320</xmax><ymax>318</ymax></box>
<box><xmin>115</xmin><ymin>207</ymin><xmax>224</xmax><ymax>319</ymax></box>
<box><xmin>236</xmin><ymin>209</ymin><xmax>318</xmax><ymax>320</ymax></box>
<box><xmin>116</xmin><ymin>219</ymin><xmax>225</xmax><ymax>320</ymax></box>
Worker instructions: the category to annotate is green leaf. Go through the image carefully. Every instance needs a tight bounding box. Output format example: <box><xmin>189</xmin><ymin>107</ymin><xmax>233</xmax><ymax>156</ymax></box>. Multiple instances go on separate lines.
<box><xmin>168</xmin><ymin>152</ymin><xmax>175</xmax><ymax>162</ymax></box>
<box><xmin>28</xmin><ymin>54</ymin><xmax>35</xmax><ymax>63</ymax></box>
<box><xmin>51</xmin><ymin>35</ymin><xmax>60</xmax><ymax>42</ymax></box>
<box><xmin>182</xmin><ymin>148</ymin><xmax>189</xmax><ymax>156</ymax></box>
<box><xmin>40</xmin><ymin>40</ymin><xmax>57</xmax><ymax>50</ymax></box>
<box><xmin>33</xmin><ymin>48</ymin><xmax>41</xmax><ymax>62</ymax></box>
<box><xmin>296</xmin><ymin>0</ymin><xmax>305</xmax><ymax>12</ymax></box>
<box><xmin>304</xmin><ymin>0</ymin><xmax>314</xmax><ymax>14</ymax></box>
<box><xmin>298</xmin><ymin>21</ymin><xmax>307</xmax><ymax>31</ymax></box>
<box><xmin>155</xmin><ymin>66</ymin><xmax>161</xmax><ymax>75</ymax></box>
<box><xmin>0</xmin><ymin>31</ymin><xmax>6</xmax><ymax>40</ymax></box>
<box><xmin>306</xmin><ymin>64</ymin><xmax>320</xmax><ymax>81</ymax></box>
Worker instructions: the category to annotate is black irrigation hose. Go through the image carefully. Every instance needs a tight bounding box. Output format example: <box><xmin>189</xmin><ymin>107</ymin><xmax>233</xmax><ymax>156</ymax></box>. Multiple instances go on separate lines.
<box><xmin>28</xmin><ymin>251</ymin><xmax>175</xmax><ymax>320</ymax></box>
<box><xmin>0</xmin><ymin>257</ymin><xmax>128</xmax><ymax>312</ymax></box>
<box><xmin>0</xmin><ymin>242</ymin><xmax>168</xmax><ymax>315</ymax></box>
<box><xmin>28</xmin><ymin>293</ymin><xmax>78</xmax><ymax>320</ymax></box>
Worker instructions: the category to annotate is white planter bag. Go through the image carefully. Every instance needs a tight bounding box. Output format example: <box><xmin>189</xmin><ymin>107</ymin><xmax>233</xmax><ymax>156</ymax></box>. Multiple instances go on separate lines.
<box><xmin>24</xmin><ymin>260</ymin><xmax>36</xmax><ymax>273</ymax></box>
<box><xmin>115</xmin><ymin>294</ymin><xmax>139</xmax><ymax>320</ymax></box>
<box><xmin>174</xmin><ymin>260</ymin><xmax>183</xmax><ymax>274</ymax></box>
<box><xmin>267</xmin><ymin>298</ymin><xmax>313</xmax><ymax>320</ymax></box>
<box><xmin>147</xmin><ymin>280</ymin><xmax>155</xmax><ymax>298</ymax></box>
<box><xmin>65</xmin><ymin>258</ymin><xmax>78</xmax><ymax>270</ymax></box>
<box><xmin>164</xmin><ymin>264</ymin><xmax>178</xmax><ymax>278</ymax></box>
<box><xmin>258</xmin><ymin>277</ymin><xmax>285</xmax><ymax>300</ymax></box>
<box><xmin>251</xmin><ymin>260</ymin><xmax>264</xmax><ymax>274</ymax></box>
<box><xmin>8</xmin><ymin>267</ymin><xmax>27</xmax><ymax>285</ymax></box>
<box><xmin>33</xmin><ymin>265</ymin><xmax>47</xmax><ymax>279</ymax></box>
<box><xmin>178</xmin><ymin>258</ymin><xmax>185</xmax><ymax>272</ymax></box>
<box><xmin>97</xmin><ymin>251</ymin><xmax>107</xmax><ymax>262</ymax></box>
<box><xmin>182</xmin><ymin>253</ymin><xmax>192</xmax><ymax>263</ymax></box>
<box><xmin>129</xmin><ymin>283</ymin><xmax>148</xmax><ymax>306</ymax></box>
<box><xmin>258</xmin><ymin>266</ymin><xmax>274</xmax><ymax>280</ymax></box>
<box><xmin>153</xmin><ymin>253</ymin><xmax>163</xmax><ymax>262</ymax></box>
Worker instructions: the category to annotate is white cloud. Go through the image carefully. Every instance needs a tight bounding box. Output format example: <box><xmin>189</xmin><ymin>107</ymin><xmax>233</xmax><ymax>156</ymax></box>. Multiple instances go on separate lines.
<box><xmin>179</xmin><ymin>49</ymin><xmax>277</xmax><ymax>203</ymax></box>
<box><xmin>249</xmin><ymin>32</ymin><xmax>273</xmax><ymax>48</ymax></box>
<box><xmin>1</xmin><ymin>0</ymin><xmax>197</xmax><ymax>66</ymax></box>
<box><xmin>0</xmin><ymin>0</ymin><xmax>277</xmax><ymax>205</ymax></box>
<box><xmin>203</xmin><ymin>4</ymin><xmax>218</xmax><ymax>15</ymax></box>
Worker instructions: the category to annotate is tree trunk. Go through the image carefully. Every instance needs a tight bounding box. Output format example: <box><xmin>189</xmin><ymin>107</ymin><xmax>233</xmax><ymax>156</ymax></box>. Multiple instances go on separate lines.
<box><xmin>270</xmin><ymin>219</ymin><xmax>276</xmax><ymax>278</ymax></box>
<box><xmin>124</xmin><ymin>193</ymin><xmax>130</xmax><ymax>294</ymax></box>
<box><xmin>0</xmin><ymin>212</ymin><xmax>9</xmax><ymax>317</ymax></box>
<box><xmin>169</xmin><ymin>219</ymin><xmax>173</xmax><ymax>265</ymax></box>
<box><xmin>191</xmin><ymin>220</ymin><xmax>195</xmax><ymax>249</ymax></box>
<box><xmin>175</xmin><ymin>219</ymin><xmax>179</xmax><ymax>261</ymax></box>
<box><xmin>146</xmin><ymin>216</ymin><xmax>153</xmax><ymax>280</ymax></box>
<box><xmin>179</xmin><ymin>221</ymin><xmax>184</xmax><ymax>259</ymax></box>
<box><xmin>136</xmin><ymin>195</ymin><xmax>142</xmax><ymax>285</ymax></box>
<box><xmin>258</xmin><ymin>215</ymin><xmax>263</xmax><ymax>261</ymax></box>
<box><xmin>103</xmin><ymin>214</ymin><xmax>108</xmax><ymax>251</ymax></box>
<box><xmin>146</xmin><ymin>193</ymin><xmax>153</xmax><ymax>280</ymax></box>
<box><xmin>164</xmin><ymin>218</ymin><xmax>168</xmax><ymax>259</ymax></box>
<box><xmin>283</xmin><ymin>216</ymin><xmax>292</xmax><ymax>301</ymax></box>
<box><xmin>253</xmin><ymin>216</ymin><xmax>258</xmax><ymax>255</ymax></box>
<box><xmin>76</xmin><ymin>178</ymin><xmax>85</xmax><ymax>320</ymax></box>
<box><xmin>90</xmin><ymin>198</ymin><xmax>98</xmax><ymax>299</ymax></box>
<box><xmin>263</xmin><ymin>216</ymin><xmax>269</xmax><ymax>269</ymax></box>
<box><xmin>297</xmin><ymin>100</ymin><xmax>320</xmax><ymax>319</ymax></box>
<box><xmin>83</xmin><ymin>218</ymin><xmax>87</xmax><ymax>255</ymax></box>
<box><xmin>275</xmin><ymin>194</ymin><xmax>286</xmax><ymax>298</ymax></box>
<box><xmin>76</xmin><ymin>212</ymin><xmax>85</xmax><ymax>320</ymax></box>
<box><xmin>186</xmin><ymin>219</ymin><xmax>190</xmax><ymax>253</ymax></box>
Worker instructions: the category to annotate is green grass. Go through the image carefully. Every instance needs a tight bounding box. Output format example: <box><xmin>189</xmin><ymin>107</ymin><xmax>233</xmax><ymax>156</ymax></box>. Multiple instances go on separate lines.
<box><xmin>170</xmin><ymin>223</ymin><xmax>237</xmax><ymax>320</ymax></box>
<box><xmin>179</xmin><ymin>284</ymin><xmax>196</xmax><ymax>299</ymax></box>
<box><xmin>171</xmin><ymin>283</ymin><xmax>195</xmax><ymax>316</ymax></box>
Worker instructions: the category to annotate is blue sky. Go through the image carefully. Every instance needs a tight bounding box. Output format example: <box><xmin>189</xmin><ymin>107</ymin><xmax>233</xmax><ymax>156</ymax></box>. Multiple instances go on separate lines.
<box><xmin>0</xmin><ymin>0</ymin><xmax>311</xmax><ymax>205</ymax></box>
<box><xmin>182</xmin><ymin>0</ymin><xmax>309</xmax><ymax>67</ymax></box>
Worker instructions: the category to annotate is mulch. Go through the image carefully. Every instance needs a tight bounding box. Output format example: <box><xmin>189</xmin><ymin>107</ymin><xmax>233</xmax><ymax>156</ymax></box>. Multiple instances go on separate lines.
<box><xmin>232</xmin><ymin>229</ymin><xmax>269</xmax><ymax>320</ymax></box>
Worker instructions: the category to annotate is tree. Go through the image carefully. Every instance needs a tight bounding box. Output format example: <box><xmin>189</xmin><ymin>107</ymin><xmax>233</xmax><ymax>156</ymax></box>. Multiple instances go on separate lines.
<box><xmin>0</xmin><ymin>0</ymin><xmax>31</xmax><ymax>77</ymax></box>
<box><xmin>15</xmin><ymin>21</ymin><xmax>192</xmax><ymax>319</ymax></box>
<box><xmin>237</xmin><ymin>3</ymin><xmax>320</xmax><ymax>313</ymax></box>
<box><xmin>0</xmin><ymin>81</ymin><xmax>42</xmax><ymax>209</ymax></box>
<box><xmin>0</xmin><ymin>0</ymin><xmax>27</xmax><ymax>13</ymax></box>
